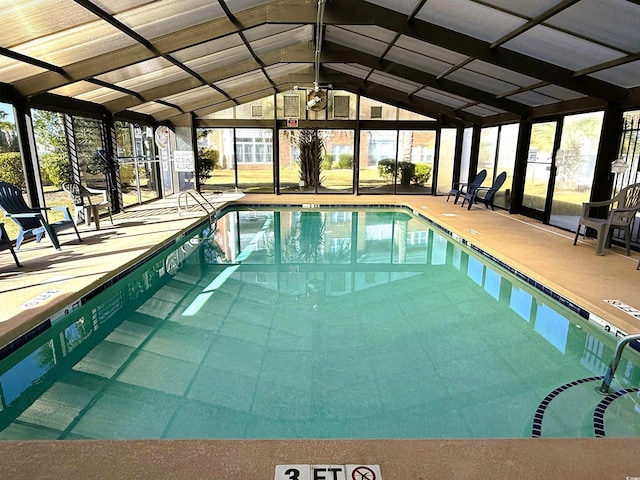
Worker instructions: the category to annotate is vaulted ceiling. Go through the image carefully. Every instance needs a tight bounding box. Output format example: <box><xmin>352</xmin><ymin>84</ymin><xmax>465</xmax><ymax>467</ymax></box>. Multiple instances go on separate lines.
<box><xmin>2</xmin><ymin>0</ymin><xmax>640</xmax><ymax>126</ymax></box>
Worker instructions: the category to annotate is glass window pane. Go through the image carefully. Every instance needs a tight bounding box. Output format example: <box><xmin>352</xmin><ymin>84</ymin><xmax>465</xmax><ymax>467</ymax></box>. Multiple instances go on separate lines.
<box><xmin>494</xmin><ymin>123</ymin><xmax>520</xmax><ymax>209</ymax></box>
<box><xmin>550</xmin><ymin>111</ymin><xmax>604</xmax><ymax>230</ymax></box>
<box><xmin>436</xmin><ymin>128</ymin><xmax>457</xmax><ymax>195</ymax></box>
<box><xmin>197</xmin><ymin>128</ymin><xmax>235</xmax><ymax>192</ymax></box>
<box><xmin>358</xmin><ymin>130</ymin><xmax>397</xmax><ymax>193</ymax></box>
<box><xmin>320</xmin><ymin>129</ymin><xmax>354</xmax><ymax>193</ymax></box>
<box><xmin>236</xmin><ymin>128</ymin><xmax>273</xmax><ymax>193</ymax></box>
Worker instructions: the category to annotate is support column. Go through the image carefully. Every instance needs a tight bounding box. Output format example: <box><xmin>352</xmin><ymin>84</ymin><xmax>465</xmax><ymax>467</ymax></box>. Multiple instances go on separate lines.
<box><xmin>13</xmin><ymin>99</ymin><xmax>44</xmax><ymax>208</ymax></box>
<box><xmin>592</xmin><ymin>103</ymin><xmax>623</xmax><ymax>202</ymax></box>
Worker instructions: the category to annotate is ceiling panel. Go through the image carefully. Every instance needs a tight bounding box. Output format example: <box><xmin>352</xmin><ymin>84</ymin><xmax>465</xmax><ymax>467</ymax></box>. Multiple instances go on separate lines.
<box><xmin>215</xmin><ymin>70</ymin><xmax>269</xmax><ymax>96</ymax></box>
<box><xmin>172</xmin><ymin>35</ymin><xmax>246</xmax><ymax>64</ymax></box>
<box><xmin>368</xmin><ymin>71</ymin><xmax>421</xmax><ymax>94</ymax></box>
<box><xmin>533</xmin><ymin>85</ymin><xmax>585</xmax><ymax>101</ymax></box>
<box><xmin>116</xmin><ymin>0</ymin><xmax>226</xmax><ymax>39</ymax></box>
<box><xmin>248</xmin><ymin>26</ymin><xmax>311</xmax><ymax>57</ymax></box>
<box><xmin>463</xmin><ymin>104</ymin><xmax>506</xmax><ymax>117</ymax></box>
<box><xmin>590</xmin><ymin>61</ymin><xmax>640</xmax><ymax>89</ymax></box>
<box><xmin>384</xmin><ymin>47</ymin><xmax>451</xmax><ymax>76</ymax></box>
<box><xmin>336</xmin><ymin>25</ymin><xmax>398</xmax><ymax>44</ymax></box>
<box><xmin>183</xmin><ymin>45</ymin><xmax>252</xmax><ymax>75</ymax></box>
<box><xmin>506</xmin><ymin>90</ymin><xmax>560</xmax><ymax>107</ymax></box>
<box><xmin>95</xmin><ymin>58</ymin><xmax>175</xmax><ymax>84</ymax></box>
<box><xmin>363</xmin><ymin>0</ymin><xmax>419</xmax><ymax>16</ymax></box>
<box><xmin>478</xmin><ymin>0</ymin><xmax>560</xmax><ymax>18</ymax></box>
<box><xmin>128</xmin><ymin>101</ymin><xmax>180</xmax><ymax>116</ymax></box>
<box><xmin>160</xmin><ymin>85</ymin><xmax>214</xmax><ymax>106</ymax></box>
<box><xmin>51</xmin><ymin>82</ymin><xmax>128</xmax><ymax>104</ymax></box>
<box><xmin>91</xmin><ymin>1</ymin><xmax>158</xmax><ymax>15</ymax></box>
<box><xmin>503</xmin><ymin>24</ymin><xmax>625</xmax><ymax>71</ymax></box>
<box><xmin>446</xmin><ymin>68</ymin><xmax>518</xmax><ymax>96</ymax></box>
<box><xmin>325</xmin><ymin>63</ymin><xmax>371</xmax><ymax>80</ymax></box>
<box><xmin>325</xmin><ymin>26</ymin><xmax>389</xmax><ymax>57</ymax></box>
<box><xmin>0</xmin><ymin>61</ymin><xmax>47</xmax><ymax>84</ymax></box>
<box><xmin>414</xmin><ymin>88</ymin><xmax>470</xmax><ymax>109</ymax></box>
<box><xmin>11</xmin><ymin>23</ymin><xmax>136</xmax><ymax>67</ymax></box>
<box><xmin>416</xmin><ymin>0</ymin><xmax>526</xmax><ymax>43</ymax></box>
<box><xmin>545</xmin><ymin>0</ymin><xmax>640</xmax><ymax>53</ymax></box>
<box><xmin>226</xmin><ymin>0</ymin><xmax>272</xmax><ymax>14</ymax></box>
<box><xmin>394</xmin><ymin>36</ymin><xmax>467</xmax><ymax>65</ymax></box>
<box><xmin>465</xmin><ymin>60</ymin><xmax>540</xmax><ymax>88</ymax></box>
<box><xmin>1</xmin><ymin>0</ymin><xmax>97</xmax><ymax>47</ymax></box>
<box><xmin>109</xmin><ymin>64</ymin><xmax>192</xmax><ymax>93</ymax></box>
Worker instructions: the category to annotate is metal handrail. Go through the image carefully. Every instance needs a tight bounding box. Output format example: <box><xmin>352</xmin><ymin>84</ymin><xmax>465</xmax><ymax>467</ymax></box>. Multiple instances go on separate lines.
<box><xmin>177</xmin><ymin>189</ymin><xmax>218</xmax><ymax>231</ymax></box>
<box><xmin>598</xmin><ymin>333</ymin><xmax>640</xmax><ymax>394</ymax></box>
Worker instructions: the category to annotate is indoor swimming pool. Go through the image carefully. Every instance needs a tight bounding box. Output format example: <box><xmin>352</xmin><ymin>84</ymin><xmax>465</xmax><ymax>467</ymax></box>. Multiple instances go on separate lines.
<box><xmin>0</xmin><ymin>206</ymin><xmax>638</xmax><ymax>440</ymax></box>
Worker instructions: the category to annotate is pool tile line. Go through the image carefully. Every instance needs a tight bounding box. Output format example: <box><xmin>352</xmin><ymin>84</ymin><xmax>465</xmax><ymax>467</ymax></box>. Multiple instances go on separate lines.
<box><xmin>531</xmin><ymin>377</ymin><xmax>601</xmax><ymax>438</ymax></box>
<box><xmin>593</xmin><ymin>387</ymin><xmax>640</xmax><ymax>437</ymax></box>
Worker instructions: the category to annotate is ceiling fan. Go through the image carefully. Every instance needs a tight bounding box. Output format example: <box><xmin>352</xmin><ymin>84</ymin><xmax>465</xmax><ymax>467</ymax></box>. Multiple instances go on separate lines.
<box><xmin>306</xmin><ymin>87</ymin><xmax>327</xmax><ymax>111</ymax></box>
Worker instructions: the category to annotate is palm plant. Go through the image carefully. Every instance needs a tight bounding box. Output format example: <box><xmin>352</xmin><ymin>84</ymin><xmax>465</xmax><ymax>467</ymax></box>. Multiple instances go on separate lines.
<box><xmin>296</xmin><ymin>129</ymin><xmax>324</xmax><ymax>189</ymax></box>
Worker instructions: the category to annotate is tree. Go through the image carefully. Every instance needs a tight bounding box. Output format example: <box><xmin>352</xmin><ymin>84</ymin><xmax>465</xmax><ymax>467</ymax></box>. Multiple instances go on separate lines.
<box><xmin>296</xmin><ymin>129</ymin><xmax>324</xmax><ymax>189</ymax></box>
<box><xmin>0</xmin><ymin>110</ymin><xmax>19</xmax><ymax>153</ymax></box>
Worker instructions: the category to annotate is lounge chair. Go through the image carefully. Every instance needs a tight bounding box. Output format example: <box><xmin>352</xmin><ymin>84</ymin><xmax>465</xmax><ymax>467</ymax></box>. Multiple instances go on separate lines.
<box><xmin>447</xmin><ymin>169</ymin><xmax>487</xmax><ymax>204</ymax></box>
<box><xmin>573</xmin><ymin>182</ymin><xmax>640</xmax><ymax>256</ymax></box>
<box><xmin>0</xmin><ymin>222</ymin><xmax>21</xmax><ymax>267</ymax></box>
<box><xmin>0</xmin><ymin>181</ymin><xmax>82</xmax><ymax>251</ymax></box>
<box><xmin>461</xmin><ymin>171</ymin><xmax>507</xmax><ymax>211</ymax></box>
<box><xmin>62</xmin><ymin>182</ymin><xmax>113</xmax><ymax>230</ymax></box>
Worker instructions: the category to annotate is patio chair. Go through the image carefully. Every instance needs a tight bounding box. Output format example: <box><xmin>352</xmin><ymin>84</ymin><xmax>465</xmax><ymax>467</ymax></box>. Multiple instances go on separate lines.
<box><xmin>573</xmin><ymin>182</ymin><xmax>640</xmax><ymax>256</ymax></box>
<box><xmin>0</xmin><ymin>222</ymin><xmax>21</xmax><ymax>267</ymax></box>
<box><xmin>62</xmin><ymin>182</ymin><xmax>113</xmax><ymax>230</ymax></box>
<box><xmin>0</xmin><ymin>181</ymin><xmax>81</xmax><ymax>251</ymax></box>
<box><xmin>461</xmin><ymin>171</ymin><xmax>507</xmax><ymax>211</ymax></box>
<box><xmin>446</xmin><ymin>169</ymin><xmax>487</xmax><ymax>204</ymax></box>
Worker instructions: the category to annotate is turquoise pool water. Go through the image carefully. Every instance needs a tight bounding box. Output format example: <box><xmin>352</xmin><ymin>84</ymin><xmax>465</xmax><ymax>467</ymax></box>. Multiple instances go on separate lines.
<box><xmin>0</xmin><ymin>207</ymin><xmax>639</xmax><ymax>440</ymax></box>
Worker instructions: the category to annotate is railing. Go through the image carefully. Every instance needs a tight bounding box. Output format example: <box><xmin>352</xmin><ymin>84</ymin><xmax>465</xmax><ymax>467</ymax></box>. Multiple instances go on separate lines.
<box><xmin>177</xmin><ymin>189</ymin><xmax>219</xmax><ymax>232</ymax></box>
<box><xmin>598</xmin><ymin>333</ymin><xmax>640</xmax><ymax>394</ymax></box>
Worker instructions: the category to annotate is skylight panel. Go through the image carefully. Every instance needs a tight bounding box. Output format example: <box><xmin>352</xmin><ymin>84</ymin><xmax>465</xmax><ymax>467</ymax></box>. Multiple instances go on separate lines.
<box><xmin>368</xmin><ymin>71</ymin><xmax>421</xmax><ymax>94</ymax></box>
<box><xmin>503</xmin><ymin>25</ymin><xmax>625</xmax><ymax>71</ymax></box>
<box><xmin>414</xmin><ymin>88</ymin><xmax>470</xmax><ymax>108</ymax></box>
<box><xmin>589</xmin><ymin>61</ymin><xmax>640</xmax><ymax>88</ymax></box>
<box><xmin>385</xmin><ymin>47</ymin><xmax>451</xmax><ymax>76</ymax></box>
<box><xmin>545</xmin><ymin>0</ymin><xmax>640</xmax><ymax>53</ymax></box>
<box><xmin>416</xmin><ymin>0</ymin><xmax>526</xmax><ymax>43</ymax></box>
<box><xmin>115</xmin><ymin>0</ymin><xmax>225</xmax><ymax>39</ymax></box>
<box><xmin>325</xmin><ymin>26</ymin><xmax>388</xmax><ymax>57</ymax></box>
<box><xmin>506</xmin><ymin>90</ymin><xmax>559</xmax><ymax>107</ymax></box>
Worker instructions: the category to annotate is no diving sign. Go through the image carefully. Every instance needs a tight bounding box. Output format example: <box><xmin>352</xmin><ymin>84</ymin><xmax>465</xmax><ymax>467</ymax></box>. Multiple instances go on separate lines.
<box><xmin>275</xmin><ymin>464</ymin><xmax>381</xmax><ymax>480</ymax></box>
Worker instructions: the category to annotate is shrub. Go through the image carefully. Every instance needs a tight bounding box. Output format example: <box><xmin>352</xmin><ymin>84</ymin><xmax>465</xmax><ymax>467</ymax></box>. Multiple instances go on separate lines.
<box><xmin>398</xmin><ymin>161</ymin><xmax>415</xmax><ymax>185</ymax></box>
<box><xmin>337</xmin><ymin>153</ymin><xmax>353</xmax><ymax>169</ymax></box>
<box><xmin>321</xmin><ymin>154</ymin><xmax>334</xmax><ymax>170</ymax></box>
<box><xmin>377</xmin><ymin>159</ymin><xmax>395</xmax><ymax>182</ymax></box>
<box><xmin>412</xmin><ymin>163</ymin><xmax>432</xmax><ymax>185</ymax></box>
<box><xmin>40</xmin><ymin>152</ymin><xmax>71</xmax><ymax>187</ymax></box>
<box><xmin>0</xmin><ymin>152</ymin><xmax>25</xmax><ymax>188</ymax></box>
<box><xmin>197</xmin><ymin>148</ymin><xmax>219</xmax><ymax>183</ymax></box>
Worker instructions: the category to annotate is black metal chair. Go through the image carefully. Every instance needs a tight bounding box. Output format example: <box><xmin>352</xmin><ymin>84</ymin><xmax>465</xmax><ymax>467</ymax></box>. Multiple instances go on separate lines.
<box><xmin>0</xmin><ymin>181</ymin><xmax>81</xmax><ymax>251</ymax></box>
<box><xmin>0</xmin><ymin>222</ymin><xmax>21</xmax><ymax>267</ymax></box>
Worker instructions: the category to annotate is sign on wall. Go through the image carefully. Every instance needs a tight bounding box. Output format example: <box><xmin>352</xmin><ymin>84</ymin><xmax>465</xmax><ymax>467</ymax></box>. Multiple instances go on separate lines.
<box><xmin>174</xmin><ymin>150</ymin><xmax>195</xmax><ymax>172</ymax></box>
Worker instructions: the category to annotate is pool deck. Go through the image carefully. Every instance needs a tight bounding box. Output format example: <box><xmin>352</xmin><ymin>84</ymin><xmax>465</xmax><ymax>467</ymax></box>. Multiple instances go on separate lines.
<box><xmin>0</xmin><ymin>192</ymin><xmax>639</xmax><ymax>479</ymax></box>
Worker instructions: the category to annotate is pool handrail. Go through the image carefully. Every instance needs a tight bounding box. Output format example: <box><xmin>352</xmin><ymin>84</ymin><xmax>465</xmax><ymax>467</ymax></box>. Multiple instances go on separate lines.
<box><xmin>598</xmin><ymin>333</ymin><xmax>640</xmax><ymax>394</ymax></box>
<box><xmin>177</xmin><ymin>189</ymin><xmax>218</xmax><ymax>231</ymax></box>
